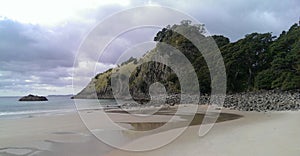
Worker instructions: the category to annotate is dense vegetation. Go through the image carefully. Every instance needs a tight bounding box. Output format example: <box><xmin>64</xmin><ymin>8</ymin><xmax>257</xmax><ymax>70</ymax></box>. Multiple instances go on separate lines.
<box><xmin>154</xmin><ymin>20</ymin><xmax>299</xmax><ymax>93</ymax></box>
<box><xmin>224</xmin><ymin>24</ymin><xmax>299</xmax><ymax>92</ymax></box>
<box><xmin>74</xmin><ymin>20</ymin><xmax>299</xmax><ymax>99</ymax></box>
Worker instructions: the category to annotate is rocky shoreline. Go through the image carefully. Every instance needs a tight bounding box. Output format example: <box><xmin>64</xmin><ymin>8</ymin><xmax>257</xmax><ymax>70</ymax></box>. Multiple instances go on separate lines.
<box><xmin>222</xmin><ymin>90</ymin><xmax>300</xmax><ymax>111</ymax></box>
<box><xmin>120</xmin><ymin>90</ymin><xmax>300</xmax><ymax>112</ymax></box>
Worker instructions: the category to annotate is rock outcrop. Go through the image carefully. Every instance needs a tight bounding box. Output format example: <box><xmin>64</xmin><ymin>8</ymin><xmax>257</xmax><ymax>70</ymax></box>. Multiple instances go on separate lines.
<box><xmin>19</xmin><ymin>94</ymin><xmax>48</xmax><ymax>101</ymax></box>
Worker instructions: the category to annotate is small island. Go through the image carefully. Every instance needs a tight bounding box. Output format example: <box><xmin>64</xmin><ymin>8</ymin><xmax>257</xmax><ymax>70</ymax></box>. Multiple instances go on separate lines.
<box><xmin>19</xmin><ymin>94</ymin><xmax>48</xmax><ymax>101</ymax></box>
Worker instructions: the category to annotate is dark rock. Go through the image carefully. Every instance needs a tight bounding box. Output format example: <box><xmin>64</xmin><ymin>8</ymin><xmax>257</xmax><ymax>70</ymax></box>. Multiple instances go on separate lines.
<box><xmin>221</xmin><ymin>90</ymin><xmax>300</xmax><ymax>112</ymax></box>
<box><xmin>19</xmin><ymin>94</ymin><xmax>48</xmax><ymax>101</ymax></box>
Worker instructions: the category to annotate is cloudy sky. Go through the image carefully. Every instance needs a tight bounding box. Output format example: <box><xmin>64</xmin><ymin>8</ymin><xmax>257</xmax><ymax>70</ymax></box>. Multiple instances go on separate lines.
<box><xmin>0</xmin><ymin>0</ymin><xmax>299</xmax><ymax>96</ymax></box>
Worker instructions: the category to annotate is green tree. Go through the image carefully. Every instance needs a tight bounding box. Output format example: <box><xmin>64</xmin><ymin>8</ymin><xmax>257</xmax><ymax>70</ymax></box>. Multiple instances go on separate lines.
<box><xmin>212</xmin><ymin>35</ymin><xmax>230</xmax><ymax>48</ymax></box>
<box><xmin>222</xmin><ymin>33</ymin><xmax>274</xmax><ymax>92</ymax></box>
<box><xmin>264</xmin><ymin>24</ymin><xmax>300</xmax><ymax>90</ymax></box>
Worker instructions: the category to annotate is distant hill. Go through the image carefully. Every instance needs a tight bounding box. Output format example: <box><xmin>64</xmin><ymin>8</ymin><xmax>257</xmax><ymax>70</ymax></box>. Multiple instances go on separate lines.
<box><xmin>74</xmin><ymin>20</ymin><xmax>300</xmax><ymax>99</ymax></box>
<box><xmin>47</xmin><ymin>94</ymin><xmax>74</xmax><ymax>97</ymax></box>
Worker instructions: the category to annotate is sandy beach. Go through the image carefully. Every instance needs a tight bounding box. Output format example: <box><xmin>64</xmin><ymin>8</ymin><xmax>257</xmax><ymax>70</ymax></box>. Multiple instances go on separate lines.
<box><xmin>1</xmin><ymin>106</ymin><xmax>300</xmax><ymax>156</ymax></box>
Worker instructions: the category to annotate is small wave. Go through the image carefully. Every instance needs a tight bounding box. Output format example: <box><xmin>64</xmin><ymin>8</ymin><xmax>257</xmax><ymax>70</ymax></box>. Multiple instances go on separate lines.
<box><xmin>0</xmin><ymin>109</ymin><xmax>76</xmax><ymax>118</ymax></box>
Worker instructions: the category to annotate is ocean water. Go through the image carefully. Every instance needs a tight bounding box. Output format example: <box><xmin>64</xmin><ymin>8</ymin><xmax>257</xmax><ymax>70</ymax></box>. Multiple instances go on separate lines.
<box><xmin>0</xmin><ymin>96</ymin><xmax>118</xmax><ymax>119</ymax></box>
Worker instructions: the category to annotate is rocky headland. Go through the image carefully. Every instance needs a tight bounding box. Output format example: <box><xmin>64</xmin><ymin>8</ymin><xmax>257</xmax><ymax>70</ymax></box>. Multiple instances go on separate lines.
<box><xmin>73</xmin><ymin>21</ymin><xmax>300</xmax><ymax>112</ymax></box>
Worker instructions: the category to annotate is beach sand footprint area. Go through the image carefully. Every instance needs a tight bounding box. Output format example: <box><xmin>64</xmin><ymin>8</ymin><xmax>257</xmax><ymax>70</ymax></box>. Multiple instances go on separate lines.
<box><xmin>0</xmin><ymin>147</ymin><xmax>46</xmax><ymax>156</ymax></box>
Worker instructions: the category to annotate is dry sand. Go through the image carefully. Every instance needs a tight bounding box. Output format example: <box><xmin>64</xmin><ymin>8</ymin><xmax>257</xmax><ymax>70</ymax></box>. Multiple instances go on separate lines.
<box><xmin>1</xmin><ymin>106</ymin><xmax>300</xmax><ymax>156</ymax></box>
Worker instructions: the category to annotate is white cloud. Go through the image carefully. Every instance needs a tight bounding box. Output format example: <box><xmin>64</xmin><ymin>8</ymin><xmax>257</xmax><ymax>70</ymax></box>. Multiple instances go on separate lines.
<box><xmin>0</xmin><ymin>0</ymin><xmax>131</xmax><ymax>25</ymax></box>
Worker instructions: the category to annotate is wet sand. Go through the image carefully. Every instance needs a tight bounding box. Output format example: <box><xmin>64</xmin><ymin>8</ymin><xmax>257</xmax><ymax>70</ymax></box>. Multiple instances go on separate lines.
<box><xmin>1</xmin><ymin>105</ymin><xmax>299</xmax><ymax>156</ymax></box>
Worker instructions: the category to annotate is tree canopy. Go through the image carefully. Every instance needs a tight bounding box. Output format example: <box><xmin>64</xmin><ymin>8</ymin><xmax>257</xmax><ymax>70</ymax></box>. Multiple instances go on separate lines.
<box><xmin>154</xmin><ymin>20</ymin><xmax>300</xmax><ymax>93</ymax></box>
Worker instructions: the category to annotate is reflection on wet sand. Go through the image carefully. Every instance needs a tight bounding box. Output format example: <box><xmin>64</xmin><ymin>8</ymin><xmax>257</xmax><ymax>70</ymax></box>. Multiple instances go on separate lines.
<box><xmin>119</xmin><ymin>113</ymin><xmax>242</xmax><ymax>131</ymax></box>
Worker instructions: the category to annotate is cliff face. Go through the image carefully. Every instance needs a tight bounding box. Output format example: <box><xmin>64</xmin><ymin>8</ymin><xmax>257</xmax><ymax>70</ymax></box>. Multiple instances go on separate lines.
<box><xmin>73</xmin><ymin>70</ymin><xmax>114</xmax><ymax>99</ymax></box>
<box><xmin>73</xmin><ymin>49</ymin><xmax>178</xmax><ymax>99</ymax></box>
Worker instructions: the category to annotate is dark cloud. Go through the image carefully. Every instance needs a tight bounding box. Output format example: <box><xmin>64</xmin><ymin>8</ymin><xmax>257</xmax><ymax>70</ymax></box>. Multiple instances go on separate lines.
<box><xmin>0</xmin><ymin>19</ymin><xmax>76</xmax><ymax>68</ymax></box>
<box><xmin>158</xmin><ymin>0</ymin><xmax>300</xmax><ymax>41</ymax></box>
<box><xmin>98</xmin><ymin>27</ymin><xmax>159</xmax><ymax>64</ymax></box>
<box><xmin>0</xmin><ymin>19</ymin><xmax>82</xmax><ymax>95</ymax></box>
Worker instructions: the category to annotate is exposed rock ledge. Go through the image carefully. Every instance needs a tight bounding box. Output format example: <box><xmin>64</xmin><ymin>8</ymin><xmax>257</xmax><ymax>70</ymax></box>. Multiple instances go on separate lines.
<box><xmin>19</xmin><ymin>94</ymin><xmax>48</xmax><ymax>101</ymax></box>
